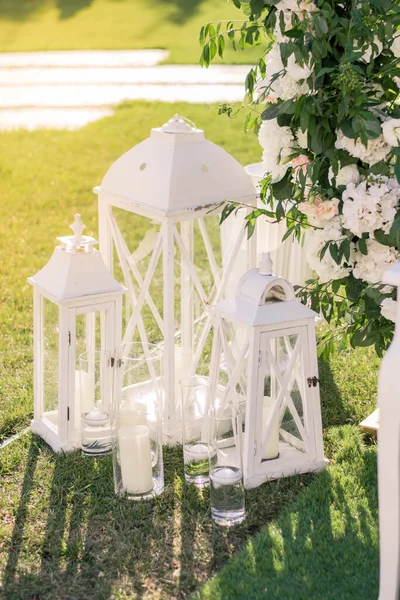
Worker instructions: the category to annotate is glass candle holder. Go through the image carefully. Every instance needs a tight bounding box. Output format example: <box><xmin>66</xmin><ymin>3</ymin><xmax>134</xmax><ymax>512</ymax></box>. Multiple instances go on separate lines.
<box><xmin>79</xmin><ymin>350</ymin><xmax>112</xmax><ymax>456</ymax></box>
<box><xmin>208</xmin><ymin>404</ymin><xmax>245</xmax><ymax>527</ymax></box>
<box><xmin>112</xmin><ymin>342</ymin><xmax>164</xmax><ymax>500</ymax></box>
<box><xmin>180</xmin><ymin>375</ymin><xmax>212</xmax><ymax>487</ymax></box>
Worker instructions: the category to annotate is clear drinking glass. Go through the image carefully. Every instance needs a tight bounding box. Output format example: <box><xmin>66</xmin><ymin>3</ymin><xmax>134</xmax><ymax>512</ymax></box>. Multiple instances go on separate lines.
<box><xmin>79</xmin><ymin>350</ymin><xmax>112</xmax><ymax>456</ymax></box>
<box><xmin>208</xmin><ymin>404</ymin><xmax>245</xmax><ymax>526</ymax></box>
<box><xmin>112</xmin><ymin>342</ymin><xmax>164</xmax><ymax>500</ymax></box>
<box><xmin>180</xmin><ymin>376</ymin><xmax>213</xmax><ymax>487</ymax></box>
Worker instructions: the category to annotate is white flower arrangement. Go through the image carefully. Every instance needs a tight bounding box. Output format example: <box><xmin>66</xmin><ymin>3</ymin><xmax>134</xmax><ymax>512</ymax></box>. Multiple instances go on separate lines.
<box><xmin>200</xmin><ymin>0</ymin><xmax>400</xmax><ymax>354</ymax></box>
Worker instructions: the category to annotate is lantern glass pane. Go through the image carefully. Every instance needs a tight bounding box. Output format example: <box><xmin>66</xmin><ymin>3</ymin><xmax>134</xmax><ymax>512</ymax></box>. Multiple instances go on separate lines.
<box><xmin>42</xmin><ymin>297</ymin><xmax>59</xmax><ymax>431</ymax></box>
<box><xmin>261</xmin><ymin>329</ymin><xmax>307</xmax><ymax>459</ymax></box>
<box><xmin>75</xmin><ymin>310</ymin><xmax>111</xmax><ymax>419</ymax></box>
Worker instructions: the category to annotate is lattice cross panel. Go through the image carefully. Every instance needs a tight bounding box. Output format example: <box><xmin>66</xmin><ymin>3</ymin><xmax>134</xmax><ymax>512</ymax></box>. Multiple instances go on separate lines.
<box><xmin>253</xmin><ymin>327</ymin><xmax>315</xmax><ymax>473</ymax></box>
<box><xmin>99</xmin><ymin>201</ymin><xmax>254</xmax><ymax>440</ymax></box>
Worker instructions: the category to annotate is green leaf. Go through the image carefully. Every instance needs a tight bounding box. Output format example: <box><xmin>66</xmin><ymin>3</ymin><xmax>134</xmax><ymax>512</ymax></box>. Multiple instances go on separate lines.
<box><xmin>271</xmin><ymin>171</ymin><xmax>293</xmax><ymax>201</ymax></box>
<box><xmin>329</xmin><ymin>242</ymin><xmax>340</xmax><ymax>264</ymax></box>
<box><xmin>316</xmin><ymin>66</ymin><xmax>336</xmax><ymax>79</ymax></box>
<box><xmin>315</xmin><ymin>16</ymin><xmax>329</xmax><ymax>35</ymax></box>
<box><xmin>218</xmin><ymin>35</ymin><xmax>225</xmax><ymax>58</ymax></box>
<box><xmin>345</xmin><ymin>275</ymin><xmax>364</xmax><ymax>303</ymax></box>
<box><xmin>389</xmin><ymin>219</ymin><xmax>400</xmax><ymax>248</ymax></box>
<box><xmin>220</xmin><ymin>202</ymin><xmax>238</xmax><ymax>225</ymax></box>
<box><xmin>209</xmin><ymin>38</ymin><xmax>217</xmax><ymax>61</ymax></box>
<box><xmin>283</xmin><ymin>28</ymin><xmax>304</xmax><ymax>38</ymax></box>
<box><xmin>232</xmin><ymin>0</ymin><xmax>241</xmax><ymax>8</ymax></box>
<box><xmin>358</xmin><ymin>237</ymin><xmax>368</xmax><ymax>255</ymax></box>
<box><xmin>261</xmin><ymin>99</ymin><xmax>294</xmax><ymax>121</ymax></box>
<box><xmin>276</xmin><ymin>201</ymin><xmax>285</xmax><ymax>220</ymax></box>
<box><xmin>352</xmin><ymin>111</ymin><xmax>381</xmax><ymax>140</ymax></box>
<box><xmin>395</xmin><ymin>155</ymin><xmax>400</xmax><ymax>183</ymax></box>
<box><xmin>374</xmin><ymin>229</ymin><xmax>392</xmax><ymax>247</ymax></box>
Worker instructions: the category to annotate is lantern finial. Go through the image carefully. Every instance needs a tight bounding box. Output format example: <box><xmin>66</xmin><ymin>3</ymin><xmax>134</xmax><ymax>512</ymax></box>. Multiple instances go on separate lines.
<box><xmin>259</xmin><ymin>252</ymin><xmax>273</xmax><ymax>276</ymax></box>
<box><xmin>70</xmin><ymin>214</ymin><xmax>85</xmax><ymax>244</ymax></box>
<box><xmin>161</xmin><ymin>114</ymin><xmax>196</xmax><ymax>134</ymax></box>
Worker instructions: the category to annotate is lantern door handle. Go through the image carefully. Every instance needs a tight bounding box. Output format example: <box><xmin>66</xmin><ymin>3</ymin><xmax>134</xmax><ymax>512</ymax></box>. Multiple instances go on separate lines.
<box><xmin>307</xmin><ymin>376</ymin><xmax>319</xmax><ymax>388</ymax></box>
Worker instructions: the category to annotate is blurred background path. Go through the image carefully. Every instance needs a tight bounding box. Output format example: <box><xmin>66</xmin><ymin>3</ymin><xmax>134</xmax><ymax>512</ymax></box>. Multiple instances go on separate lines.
<box><xmin>0</xmin><ymin>50</ymin><xmax>248</xmax><ymax>130</ymax></box>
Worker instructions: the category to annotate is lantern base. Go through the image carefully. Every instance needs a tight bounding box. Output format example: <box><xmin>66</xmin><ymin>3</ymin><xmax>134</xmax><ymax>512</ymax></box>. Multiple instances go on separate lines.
<box><xmin>31</xmin><ymin>419</ymin><xmax>81</xmax><ymax>453</ymax></box>
<box><xmin>244</xmin><ymin>442</ymin><xmax>328</xmax><ymax>490</ymax></box>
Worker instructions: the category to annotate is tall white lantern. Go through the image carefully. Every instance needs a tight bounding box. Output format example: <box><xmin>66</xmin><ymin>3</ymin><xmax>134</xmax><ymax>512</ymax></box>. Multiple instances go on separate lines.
<box><xmin>94</xmin><ymin>114</ymin><xmax>257</xmax><ymax>442</ymax></box>
<box><xmin>210</xmin><ymin>253</ymin><xmax>326</xmax><ymax>489</ymax></box>
<box><xmin>28</xmin><ymin>215</ymin><xmax>125</xmax><ymax>452</ymax></box>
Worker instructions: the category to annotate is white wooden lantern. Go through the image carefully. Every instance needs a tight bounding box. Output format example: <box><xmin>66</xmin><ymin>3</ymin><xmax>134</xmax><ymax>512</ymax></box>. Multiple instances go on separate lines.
<box><xmin>94</xmin><ymin>114</ymin><xmax>257</xmax><ymax>442</ymax></box>
<box><xmin>210</xmin><ymin>253</ymin><xmax>326</xmax><ymax>489</ymax></box>
<box><xmin>28</xmin><ymin>215</ymin><xmax>125</xmax><ymax>452</ymax></box>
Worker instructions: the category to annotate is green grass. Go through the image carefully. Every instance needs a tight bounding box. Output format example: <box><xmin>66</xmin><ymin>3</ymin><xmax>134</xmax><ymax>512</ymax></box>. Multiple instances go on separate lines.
<box><xmin>193</xmin><ymin>426</ymin><xmax>379</xmax><ymax>600</ymax></box>
<box><xmin>0</xmin><ymin>101</ymin><xmax>382</xmax><ymax>598</ymax></box>
<box><xmin>0</xmin><ymin>0</ymin><xmax>263</xmax><ymax>64</ymax></box>
<box><xmin>0</xmin><ymin>433</ymin><xmax>317</xmax><ymax>600</ymax></box>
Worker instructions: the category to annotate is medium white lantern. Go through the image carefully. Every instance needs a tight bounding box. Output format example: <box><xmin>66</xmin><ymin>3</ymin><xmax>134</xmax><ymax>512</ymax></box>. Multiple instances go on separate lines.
<box><xmin>209</xmin><ymin>253</ymin><xmax>326</xmax><ymax>489</ymax></box>
<box><xmin>94</xmin><ymin>114</ymin><xmax>257</xmax><ymax>442</ymax></box>
<box><xmin>28</xmin><ymin>215</ymin><xmax>125</xmax><ymax>452</ymax></box>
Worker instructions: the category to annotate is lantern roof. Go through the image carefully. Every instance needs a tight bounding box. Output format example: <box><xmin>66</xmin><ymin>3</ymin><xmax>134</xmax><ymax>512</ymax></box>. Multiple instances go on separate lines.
<box><xmin>28</xmin><ymin>215</ymin><xmax>125</xmax><ymax>302</ymax></box>
<box><xmin>94</xmin><ymin>114</ymin><xmax>257</xmax><ymax>216</ymax></box>
<box><xmin>213</xmin><ymin>253</ymin><xmax>316</xmax><ymax>326</ymax></box>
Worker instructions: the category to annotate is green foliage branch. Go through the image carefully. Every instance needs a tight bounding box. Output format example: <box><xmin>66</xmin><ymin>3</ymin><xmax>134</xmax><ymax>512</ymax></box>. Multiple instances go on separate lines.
<box><xmin>201</xmin><ymin>0</ymin><xmax>400</xmax><ymax>357</ymax></box>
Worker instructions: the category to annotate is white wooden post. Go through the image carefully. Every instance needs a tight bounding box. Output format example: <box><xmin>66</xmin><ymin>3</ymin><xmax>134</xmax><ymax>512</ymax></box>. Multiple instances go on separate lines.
<box><xmin>378</xmin><ymin>263</ymin><xmax>400</xmax><ymax>600</ymax></box>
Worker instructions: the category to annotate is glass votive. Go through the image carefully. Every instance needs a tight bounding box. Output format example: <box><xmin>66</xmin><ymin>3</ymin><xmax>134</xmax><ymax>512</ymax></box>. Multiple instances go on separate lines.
<box><xmin>180</xmin><ymin>375</ymin><xmax>213</xmax><ymax>487</ymax></box>
<box><xmin>208</xmin><ymin>404</ymin><xmax>245</xmax><ymax>527</ymax></box>
<box><xmin>79</xmin><ymin>350</ymin><xmax>112</xmax><ymax>456</ymax></box>
<box><xmin>112</xmin><ymin>342</ymin><xmax>164</xmax><ymax>500</ymax></box>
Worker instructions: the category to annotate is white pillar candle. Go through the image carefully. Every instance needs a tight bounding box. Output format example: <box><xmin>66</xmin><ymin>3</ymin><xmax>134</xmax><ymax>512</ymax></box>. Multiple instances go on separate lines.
<box><xmin>76</xmin><ymin>370</ymin><xmax>95</xmax><ymax>413</ymax></box>
<box><xmin>118</xmin><ymin>425</ymin><xmax>153</xmax><ymax>495</ymax></box>
<box><xmin>175</xmin><ymin>347</ymin><xmax>192</xmax><ymax>406</ymax></box>
<box><xmin>119</xmin><ymin>399</ymin><xmax>147</xmax><ymax>428</ymax></box>
<box><xmin>262</xmin><ymin>395</ymin><xmax>280</xmax><ymax>460</ymax></box>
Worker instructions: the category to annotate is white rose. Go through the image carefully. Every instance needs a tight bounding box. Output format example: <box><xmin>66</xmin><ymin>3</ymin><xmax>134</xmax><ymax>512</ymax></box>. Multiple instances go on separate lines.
<box><xmin>353</xmin><ymin>239</ymin><xmax>399</xmax><ymax>284</ymax></box>
<box><xmin>380</xmin><ymin>298</ymin><xmax>397</xmax><ymax>322</ymax></box>
<box><xmin>258</xmin><ymin>43</ymin><xmax>311</xmax><ymax>101</ymax></box>
<box><xmin>392</xmin><ymin>35</ymin><xmax>400</xmax><ymax>59</ymax></box>
<box><xmin>286</xmin><ymin>54</ymin><xmax>312</xmax><ymax>82</ymax></box>
<box><xmin>382</xmin><ymin>118</ymin><xmax>400</xmax><ymax>147</ymax></box>
<box><xmin>328</xmin><ymin>164</ymin><xmax>360</xmax><ymax>186</ymax></box>
<box><xmin>258</xmin><ymin>118</ymin><xmax>298</xmax><ymax>182</ymax></box>
<box><xmin>335</xmin><ymin>130</ymin><xmax>391</xmax><ymax>166</ymax></box>
<box><xmin>305</xmin><ymin>217</ymin><xmax>355</xmax><ymax>282</ymax></box>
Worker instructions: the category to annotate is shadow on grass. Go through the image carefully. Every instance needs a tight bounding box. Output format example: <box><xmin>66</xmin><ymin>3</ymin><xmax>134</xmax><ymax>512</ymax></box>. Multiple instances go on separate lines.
<box><xmin>0</xmin><ymin>0</ymin><xmax>93</xmax><ymax>21</ymax></box>
<box><xmin>196</xmin><ymin>437</ymin><xmax>379</xmax><ymax>599</ymax></box>
<box><xmin>153</xmin><ymin>0</ymin><xmax>207</xmax><ymax>24</ymax></box>
<box><xmin>0</xmin><ymin>0</ymin><xmax>43</xmax><ymax>21</ymax></box>
<box><xmin>2</xmin><ymin>438</ymin><xmax>41</xmax><ymax>589</ymax></box>
<box><xmin>2</xmin><ymin>360</ymin><xmax>346</xmax><ymax>599</ymax></box>
<box><xmin>56</xmin><ymin>0</ymin><xmax>93</xmax><ymax>20</ymax></box>
<box><xmin>318</xmin><ymin>356</ymin><xmax>353</xmax><ymax>428</ymax></box>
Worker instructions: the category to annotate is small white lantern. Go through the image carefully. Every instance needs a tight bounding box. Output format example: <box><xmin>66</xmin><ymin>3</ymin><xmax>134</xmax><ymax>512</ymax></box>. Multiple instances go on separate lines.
<box><xmin>210</xmin><ymin>253</ymin><xmax>326</xmax><ymax>489</ymax></box>
<box><xmin>94</xmin><ymin>114</ymin><xmax>257</xmax><ymax>442</ymax></box>
<box><xmin>28</xmin><ymin>215</ymin><xmax>125</xmax><ymax>452</ymax></box>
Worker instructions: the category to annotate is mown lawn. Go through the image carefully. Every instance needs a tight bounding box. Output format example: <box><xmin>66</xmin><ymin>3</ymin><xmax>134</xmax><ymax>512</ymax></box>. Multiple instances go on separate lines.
<box><xmin>0</xmin><ymin>101</ymin><xmax>381</xmax><ymax>599</ymax></box>
<box><xmin>0</xmin><ymin>0</ymin><xmax>262</xmax><ymax>64</ymax></box>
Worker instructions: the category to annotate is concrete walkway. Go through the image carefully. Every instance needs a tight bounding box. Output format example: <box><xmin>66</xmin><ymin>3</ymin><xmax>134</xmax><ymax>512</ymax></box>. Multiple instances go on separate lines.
<box><xmin>0</xmin><ymin>49</ymin><xmax>248</xmax><ymax>130</ymax></box>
